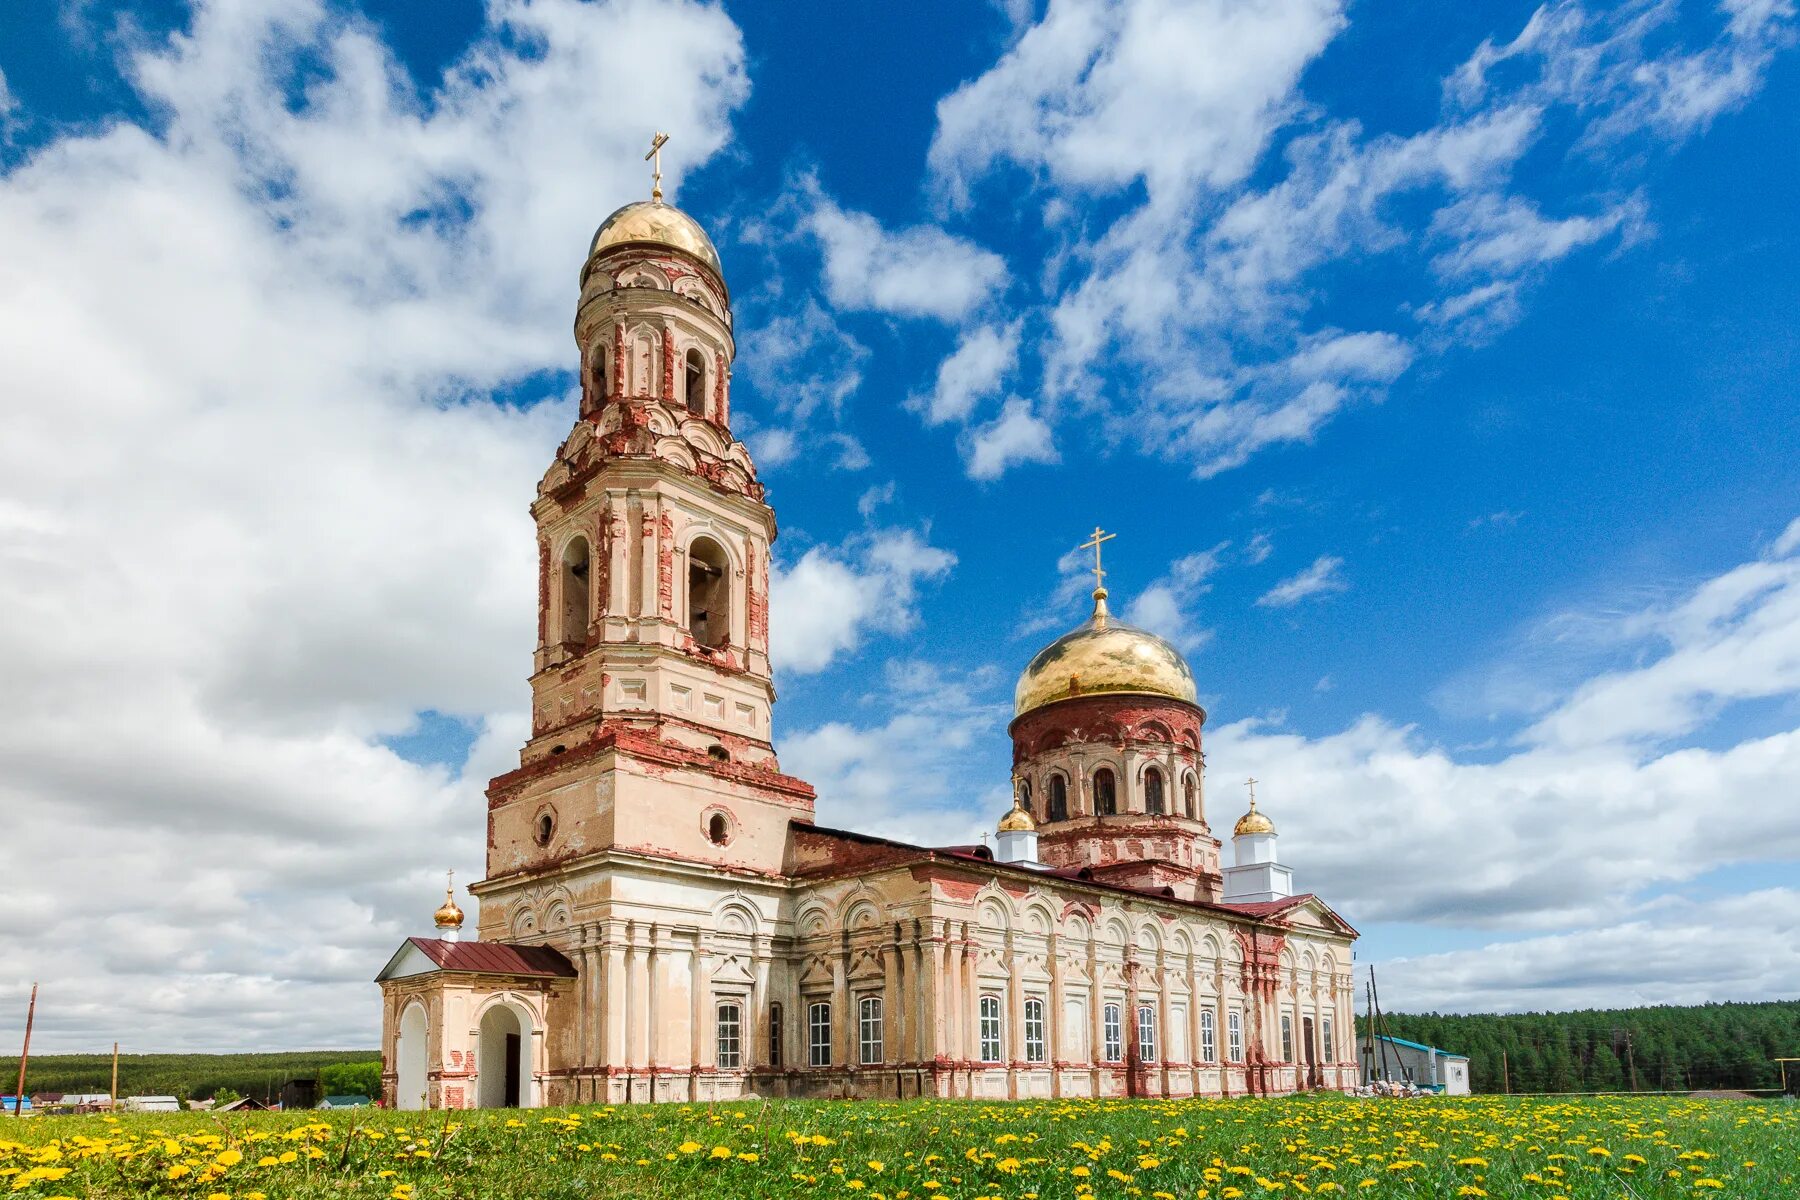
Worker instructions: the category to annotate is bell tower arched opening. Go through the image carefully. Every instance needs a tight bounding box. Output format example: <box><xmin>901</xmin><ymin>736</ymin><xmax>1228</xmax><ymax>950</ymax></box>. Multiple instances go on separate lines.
<box><xmin>687</xmin><ymin>536</ymin><xmax>730</xmax><ymax>648</ymax></box>
<box><xmin>560</xmin><ymin>538</ymin><xmax>591</xmax><ymax>648</ymax></box>
<box><xmin>684</xmin><ymin>348</ymin><xmax>707</xmax><ymax>417</ymax></box>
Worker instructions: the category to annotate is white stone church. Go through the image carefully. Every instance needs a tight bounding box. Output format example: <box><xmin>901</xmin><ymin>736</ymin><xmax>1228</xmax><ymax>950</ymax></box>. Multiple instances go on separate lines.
<box><xmin>374</xmin><ymin>178</ymin><xmax>1359</xmax><ymax>1109</ymax></box>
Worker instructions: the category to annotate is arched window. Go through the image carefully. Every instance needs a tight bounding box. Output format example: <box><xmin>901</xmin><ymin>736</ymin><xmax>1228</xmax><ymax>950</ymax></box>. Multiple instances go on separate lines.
<box><xmin>687</xmin><ymin>537</ymin><xmax>729</xmax><ymax>648</ymax></box>
<box><xmin>1184</xmin><ymin>773</ymin><xmax>1198</xmax><ymax>819</ymax></box>
<box><xmin>707</xmin><ymin>813</ymin><xmax>729</xmax><ymax>845</ymax></box>
<box><xmin>560</xmin><ymin>537</ymin><xmax>590</xmax><ymax>647</ymax></box>
<box><xmin>1094</xmin><ymin>767</ymin><xmax>1117</xmax><ymax>816</ymax></box>
<box><xmin>1018</xmin><ymin>779</ymin><xmax>1033</xmax><ymax>817</ymax></box>
<box><xmin>593</xmin><ymin>346</ymin><xmax>611</xmax><ymax>402</ymax></box>
<box><xmin>1048</xmin><ymin>775</ymin><xmax>1068</xmax><ymax>822</ymax></box>
<box><xmin>684</xmin><ymin>348</ymin><xmax>707</xmax><ymax>417</ymax></box>
<box><xmin>1144</xmin><ymin>766</ymin><xmax>1165</xmax><ymax>815</ymax></box>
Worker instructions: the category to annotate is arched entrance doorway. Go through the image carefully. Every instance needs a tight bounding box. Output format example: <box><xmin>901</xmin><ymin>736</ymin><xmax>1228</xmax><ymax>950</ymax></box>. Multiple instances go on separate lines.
<box><xmin>476</xmin><ymin>1003</ymin><xmax>528</xmax><ymax>1108</ymax></box>
<box><xmin>395</xmin><ymin>1002</ymin><xmax>429</xmax><ymax>1110</ymax></box>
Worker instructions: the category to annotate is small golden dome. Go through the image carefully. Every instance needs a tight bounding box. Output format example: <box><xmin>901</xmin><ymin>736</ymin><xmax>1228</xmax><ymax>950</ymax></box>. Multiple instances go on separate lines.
<box><xmin>1234</xmin><ymin>799</ymin><xmax>1277</xmax><ymax>837</ymax></box>
<box><xmin>1014</xmin><ymin>590</ymin><xmax>1199</xmax><ymax>719</ymax></box>
<box><xmin>587</xmin><ymin>199</ymin><xmax>725</xmax><ymax>284</ymax></box>
<box><xmin>998</xmin><ymin>798</ymin><xmax>1037</xmax><ymax>833</ymax></box>
<box><xmin>434</xmin><ymin>886</ymin><xmax>464</xmax><ymax>930</ymax></box>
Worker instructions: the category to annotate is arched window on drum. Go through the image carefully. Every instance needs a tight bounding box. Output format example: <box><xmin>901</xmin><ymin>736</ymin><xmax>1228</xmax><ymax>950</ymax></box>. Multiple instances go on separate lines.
<box><xmin>1144</xmin><ymin>766</ymin><xmax>1165</xmax><ymax>815</ymax></box>
<box><xmin>1183</xmin><ymin>772</ymin><xmax>1199</xmax><ymax>819</ymax></box>
<box><xmin>1048</xmin><ymin>774</ymin><xmax>1069</xmax><ymax>821</ymax></box>
<box><xmin>1093</xmin><ymin>767</ymin><xmax>1117</xmax><ymax>816</ymax></box>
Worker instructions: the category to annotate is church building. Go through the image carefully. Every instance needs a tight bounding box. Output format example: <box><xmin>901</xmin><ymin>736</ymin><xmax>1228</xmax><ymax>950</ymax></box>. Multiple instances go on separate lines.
<box><xmin>375</xmin><ymin>171</ymin><xmax>1359</xmax><ymax>1109</ymax></box>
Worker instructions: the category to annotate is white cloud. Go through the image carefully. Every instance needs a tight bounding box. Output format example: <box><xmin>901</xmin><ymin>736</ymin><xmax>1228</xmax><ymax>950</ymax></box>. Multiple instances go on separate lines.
<box><xmin>964</xmin><ymin>397</ymin><xmax>1060</xmax><ymax>479</ymax></box>
<box><xmin>1375</xmin><ymin>890</ymin><xmax>1800</xmax><ymax>1013</ymax></box>
<box><xmin>1256</xmin><ymin>554</ymin><xmax>1347</xmax><ymax>607</ymax></box>
<box><xmin>769</xmin><ymin>529</ymin><xmax>957</xmax><ymax>674</ymax></box>
<box><xmin>1523</xmin><ymin>538</ymin><xmax>1800</xmax><ymax>748</ymax></box>
<box><xmin>1125</xmin><ymin>543</ymin><xmax>1229</xmax><ymax>652</ymax></box>
<box><xmin>739</xmin><ymin>297</ymin><xmax>870</xmax><ymax>431</ymax></box>
<box><xmin>802</xmin><ymin>180</ymin><xmax>1007</xmax><ymax>321</ymax></box>
<box><xmin>930</xmin><ymin>0</ymin><xmax>1347</xmax><ymax>206</ymax></box>
<box><xmin>1770</xmin><ymin>515</ymin><xmax>1800</xmax><ymax>558</ymax></box>
<box><xmin>928</xmin><ymin>0</ymin><xmax>1792</xmax><ymax>479</ymax></box>
<box><xmin>779</xmin><ymin>661</ymin><xmax>1012</xmax><ymax>844</ymax></box>
<box><xmin>916</xmin><ymin>321</ymin><xmax>1022</xmax><ymax>425</ymax></box>
<box><xmin>0</xmin><ymin>0</ymin><xmax>749</xmax><ymax>1050</ymax></box>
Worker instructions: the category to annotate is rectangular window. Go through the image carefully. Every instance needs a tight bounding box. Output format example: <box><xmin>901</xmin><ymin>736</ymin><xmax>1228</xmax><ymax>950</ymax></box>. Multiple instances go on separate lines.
<box><xmin>1200</xmin><ymin>1009</ymin><xmax>1217</xmax><ymax>1063</ymax></box>
<box><xmin>1103</xmin><ymin>1002</ymin><xmax>1123</xmax><ymax>1063</ymax></box>
<box><xmin>1281</xmin><ymin>1013</ymin><xmax>1294</xmax><ymax>1062</ymax></box>
<box><xmin>769</xmin><ymin>1002</ymin><xmax>784</xmax><ymax>1068</ymax></box>
<box><xmin>979</xmin><ymin>994</ymin><xmax>1003</xmax><ymax>1063</ymax></box>
<box><xmin>716</xmin><ymin>1001</ymin><xmax>742</xmax><ymax>1070</ymax></box>
<box><xmin>858</xmin><ymin>996</ymin><xmax>883</xmax><ymax>1066</ymax></box>
<box><xmin>1024</xmin><ymin>998</ymin><xmax>1047</xmax><ymax>1064</ymax></box>
<box><xmin>1321</xmin><ymin>1014</ymin><xmax>1334</xmax><ymax>1062</ymax></box>
<box><xmin>1170</xmin><ymin>1003</ymin><xmax>1188</xmax><ymax>1063</ymax></box>
<box><xmin>1228</xmin><ymin>1010</ymin><xmax>1243</xmax><ymax>1062</ymax></box>
<box><xmin>807</xmin><ymin>1001</ymin><xmax>831</xmax><ymax>1067</ymax></box>
<box><xmin>1137</xmin><ymin>1004</ymin><xmax>1157</xmax><ymax>1063</ymax></box>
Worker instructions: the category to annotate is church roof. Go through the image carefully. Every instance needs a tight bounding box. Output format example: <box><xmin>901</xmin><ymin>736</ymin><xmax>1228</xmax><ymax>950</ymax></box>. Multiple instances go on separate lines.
<box><xmin>789</xmin><ymin>824</ymin><xmax>1357</xmax><ymax>934</ymax></box>
<box><xmin>376</xmin><ymin>937</ymin><xmax>578</xmax><ymax>982</ymax></box>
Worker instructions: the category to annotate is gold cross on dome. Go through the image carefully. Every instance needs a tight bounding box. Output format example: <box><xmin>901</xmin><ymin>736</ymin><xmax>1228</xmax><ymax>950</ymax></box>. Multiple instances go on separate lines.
<box><xmin>645</xmin><ymin>132</ymin><xmax>670</xmax><ymax>201</ymax></box>
<box><xmin>445</xmin><ymin>868</ymin><xmax>455</xmax><ymax>892</ymax></box>
<box><xmin>1079</xmin><ymin>526</ymin><xmax>1116</xmax><ymax>594</ymax></box>
<box><xmin>1245</xmin><ymin>777</ymin><xmax>1258</xmax><ymax>807</ymax></box>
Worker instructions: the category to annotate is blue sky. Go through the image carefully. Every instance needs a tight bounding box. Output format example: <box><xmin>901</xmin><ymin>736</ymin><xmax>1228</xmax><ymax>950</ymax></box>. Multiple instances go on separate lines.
<box><xmin>1</xmin><ymin>0</ymin><xmax>1797</xmax><ymax>1050</ymax></box>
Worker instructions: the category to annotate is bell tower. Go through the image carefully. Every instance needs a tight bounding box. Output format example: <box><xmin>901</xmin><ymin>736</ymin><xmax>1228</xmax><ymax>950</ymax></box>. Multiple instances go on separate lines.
<box><xmin>476</xmin><ymin>174</ymin><xmax>814</xmax><ymax>921</ymax></box>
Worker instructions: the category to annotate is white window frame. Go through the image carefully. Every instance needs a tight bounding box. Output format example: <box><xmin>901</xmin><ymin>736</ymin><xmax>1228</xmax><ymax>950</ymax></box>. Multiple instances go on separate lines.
<box><xmin>807</xmin><ymin>1000</ymin><xmax>832</xmax><ymax>1068</ymax></box>
<box><xmin>1281</xmin><ymin>1013</ymin><xmax>1294</xmax><ymax>1062</ymax></box>
<box><xmin>1322</xmin><ymin>1014</ymin><xmax>1335</xmax><ymax>1062</ymax></box>
<box><xmin>1137</xmin><ymin>1004</ymin><xmax>1157</xmax><ymax>1063</ymax></box>
<box><xmin>716</xmin><ymin>1001</ymin><xmax>743</xmax><ymax>1070</ymax></box>
<box><xmin>978</xmin><ymin>993</ymin><xmax>1003</xmax><ymax>1063</ymax></box>
<box><xmin>858</xmin><ymin>995</ymin><xmax>883</xmax><ymax>1066</ymax></box>
<box><xmin>1228</xmin><ymin>1009</ymin><xmax>1243</xmax><ymax>1062</ymax></box>
<box><xmin>1200</xmin><ymin>1009</ymin><xmax>1217</xmax><ymax>1063</ymax></box>
<box><xmin>1102</xmin><ymin>1002</ymin><xmax>1123</xmax><ymax>1063</ymax></box>
<box><xmin>1024</xmin><ymin>997</ymin><xmax>1046</xmax><ymax>1064</ymax></box>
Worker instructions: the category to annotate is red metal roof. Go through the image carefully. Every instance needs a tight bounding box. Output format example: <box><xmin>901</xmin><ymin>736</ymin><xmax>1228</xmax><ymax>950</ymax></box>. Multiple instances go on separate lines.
<box><xmin>404</xmin><ymin>937</ymin><xmax>577</xmax><ymax>978</ymax></box>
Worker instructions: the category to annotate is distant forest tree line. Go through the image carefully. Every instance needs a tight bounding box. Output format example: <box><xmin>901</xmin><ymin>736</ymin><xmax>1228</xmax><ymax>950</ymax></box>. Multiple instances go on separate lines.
<box><xmin>1359</xmin><ymin>999</ymin><xmax>1799</xmax><ymax>1094</ymax></box>
<box><xmin>0</xmin><ymin>1050</ymin><xmax>382</xmax><ymax>1104</ymax></box>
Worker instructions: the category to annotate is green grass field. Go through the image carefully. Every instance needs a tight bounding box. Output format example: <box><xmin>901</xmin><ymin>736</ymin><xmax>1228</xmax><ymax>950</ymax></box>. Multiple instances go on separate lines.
<box><xmin>2</xmin><ymin>1093</ymin><xmax>1791</xmax><ymax>1199</ymax></box>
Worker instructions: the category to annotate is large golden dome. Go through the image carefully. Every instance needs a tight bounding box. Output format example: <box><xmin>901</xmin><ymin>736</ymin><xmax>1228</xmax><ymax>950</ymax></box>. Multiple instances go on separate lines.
<box><xmin>587</xmin><ymin>199</ymin><xmax>725</xmax><ymax>283</ymax></box>
<box><xmin>1014</xmin><ymin>592</ymin><xmax>1198</xmax><ymax>719</ymax></box>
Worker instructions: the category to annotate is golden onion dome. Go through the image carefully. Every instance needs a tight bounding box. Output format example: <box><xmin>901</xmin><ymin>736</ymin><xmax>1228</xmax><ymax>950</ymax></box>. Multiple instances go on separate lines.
<box><xmin>1233</xmin><ymin>799</ymin><xmax>1277</xmax><ymax>837</ymax></box>
<box><xmin>586</xmin><ymin>199</ymin><xmax>725</xmax><ymax>285</ymax></box>
<box><xmin>1014</xmin><ymin>590</ymin><xmax>1199</xmax><ymax>719</ymax></box>
<box><xmin>433</xmin><ymin>885</ymin><xmax>465</xmax><ymax>930</ymax></box>
<box><xmin>997</xmin><ymin>797</ymin><xmax>1038</xmax><ymax>833</ymax></box>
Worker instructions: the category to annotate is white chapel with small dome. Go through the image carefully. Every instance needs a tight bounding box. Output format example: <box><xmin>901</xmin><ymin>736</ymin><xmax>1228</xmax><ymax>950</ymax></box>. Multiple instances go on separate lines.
<box><xmin>373</xmin><ymin>157</ymin><xmax>1359</xmax><ymax>1109</ymax></box>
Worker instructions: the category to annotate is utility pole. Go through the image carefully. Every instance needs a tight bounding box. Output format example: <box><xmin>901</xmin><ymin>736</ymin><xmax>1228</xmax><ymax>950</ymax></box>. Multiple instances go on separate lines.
<box><xmin>13</xmin><ymin>983</ymin><xmax>37</xmax><ymax>1117</ymax></box>
<box><xmin>111</xmin><ymin>1042</ymin><xmax>119</xmax><ymax>1108</ymax></box>
<box><xmin>1369</xmin><ymin>967</ymin><xmax>1398</xmax><ymax>1083</ymax></box>
<box><xmin>1502</xmin><ymin>1048</ymin><xmax>1510</xmax><ymax>1095</ymax></box>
